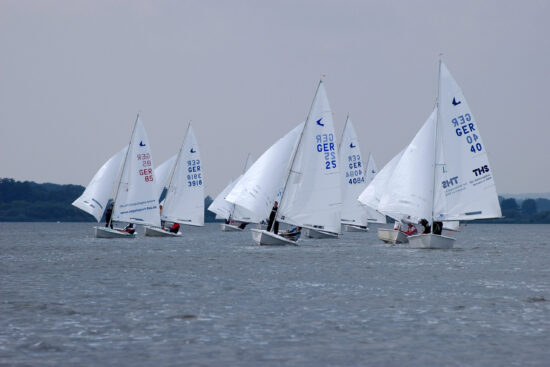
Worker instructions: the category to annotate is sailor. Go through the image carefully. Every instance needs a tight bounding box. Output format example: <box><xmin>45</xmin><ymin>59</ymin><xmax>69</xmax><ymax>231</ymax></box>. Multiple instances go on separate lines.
<box><xmin>122</xmin><ymin>223</ymin><xmax>135</xmax><ymax>234</ymax></box>
<box><xmin>281</xmin><ymin>226</ymin><xmax>302</xmax><ymax>241</ymax></box>
<box><xmin>266</xmin><ymin>201</ymin><xmax>279</xmax><ymax>234</ymax></box>
<box><xmin>105</xmin><ymin>204</ymin><xmax>114</xmax><ymax>229</ymax></box>
<box><xmin>169</xmin><ymin>222</ymin><xmax>180</xmax><ymax>234</ymax></box>
<box><xmin>404</xmin><ymin>223</ymin><xmax>418</xmax><ymax>235</ymax></box>
<box><xmin>419</xmin><ymin>219</ymin><xmax>431</xmax><ymax>234</ymax></box>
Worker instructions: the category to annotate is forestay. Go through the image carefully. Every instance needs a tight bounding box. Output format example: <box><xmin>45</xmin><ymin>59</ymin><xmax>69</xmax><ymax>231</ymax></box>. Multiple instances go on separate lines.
<box><xmin>433</xmin><ymin>62</ymin><xmax>501</xmax><ymax>221</ymax></box>
<box><xmin>112</xmin><ymin>117</ymin><xmax>161</xmax><ymax>227</ymax></box>
<box><xmin>161</xmin><ymin>124</ymin><xmax>205</xmax><ymax>226</ymax></box>
<box><xmin>72</xmin><ymin>146</ymin><xmax>127</xmax><ymax>222</ymax></box>
<box><xmin>276</xmin><ymin>81</ymin><xmax>342</xmax><ymax>234</ymax></box>
<box><xmin>226</xmin><ymin>123</ymin><xmax>304</xmax><ymax>222</ymax></box>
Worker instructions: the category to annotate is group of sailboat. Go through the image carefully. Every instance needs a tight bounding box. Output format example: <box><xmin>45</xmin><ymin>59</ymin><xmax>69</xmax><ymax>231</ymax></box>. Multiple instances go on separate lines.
<box><xmin>73</xmin><ymin>60</ymin><xmax>501</xmax><ymax>249</ymax></box>
<box><xmin>73</xmin><ymin>116</ymin><xmax>205</xmax><ymax>238</ymax></box>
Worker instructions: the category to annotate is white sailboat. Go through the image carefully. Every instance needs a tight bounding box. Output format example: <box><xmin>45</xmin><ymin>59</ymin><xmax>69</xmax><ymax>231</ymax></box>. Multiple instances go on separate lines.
<box><xmin>144</xmin><ymin>123</ymin><xmax>204</xmax><ymax>237</ymax></box>
<box><xmin>73</xmin><ymin>115</ymin><xmax>161</xmax><ymax>238</ymax></box>
<box><xmin>362</xmin><ymin>61</ymin><xmax>502</xmax><ymax>248</ymax></box>
<box><xmin>246</xmin><ymin>81</ymin><xmax>342</xmax><ymax>245</ymax></box>
<box><xmin>208</xmin><ymin>154</ymin><xmax>258</xmax><ymax>231</ymax></box>
<box><xmin>226</xmin><ymin>123</ymin><xmax>304</xmax><ymax>243</ymax></box>
<box><xmin>338</xmin><ymin>117</ymin><xmax>385</xmax><ymax>232</ymax></box>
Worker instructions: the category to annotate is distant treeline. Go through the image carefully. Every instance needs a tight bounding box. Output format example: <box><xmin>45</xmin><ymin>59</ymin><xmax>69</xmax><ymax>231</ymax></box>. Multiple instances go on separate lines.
<box><xmin>0</xmin><ymin>178</ymin><xmax>217</xmax><ymax>222</ymax></box>
<box><xmin>1</xmin><ymin>178</ymin><xmax>549</xmax><ymax>223</ymax></box>
<box><xmin>482</xmin><ymin>196</ymin><xmax>550</xmax><ymax>224</ymax></box>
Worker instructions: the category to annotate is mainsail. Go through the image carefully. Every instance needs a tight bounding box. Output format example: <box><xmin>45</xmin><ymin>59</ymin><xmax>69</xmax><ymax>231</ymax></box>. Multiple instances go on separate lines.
<box><xmin>160</xmin><ymin>124</ymin><xmax>205</xmax><ymax>226</ymax></box>
<box><xmin>276</xmin><ymin>81</ymin><xmax>342</xmax><ymax>234</ymax></box>
<box><xmin>112</xmin><ymin>116</ymin><xmax>161</xmax><ymax>227</ymax></box>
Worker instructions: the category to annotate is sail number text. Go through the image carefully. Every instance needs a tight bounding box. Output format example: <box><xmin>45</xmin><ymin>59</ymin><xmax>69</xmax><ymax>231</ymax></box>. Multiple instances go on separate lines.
<box><xmin>137</xmin><ymin>153</ymin><xmax>154</xmax><ymax>182</ymax></box>
<box><xmin>346</xmin><ymin>154</ymin><xmax>364</xmax><ymax>184</ymax></box>
<box><xmin>187</xmin><ymin>159</ymin><xmax>202</xmax><ymax>187</ymax></box>
<box><xmin>316</xmin><ymin>133</ymin><xmax>337</xmax><ymax>170</ymax></box>
<box><xmin>451</xmin><ymin>113</ymin><xmax>483</xmax><ymax>153</ymax></box>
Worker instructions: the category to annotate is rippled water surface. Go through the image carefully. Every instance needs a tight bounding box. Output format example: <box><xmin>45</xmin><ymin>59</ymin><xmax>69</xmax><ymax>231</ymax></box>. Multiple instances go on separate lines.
<box><xmin>1</xmin><ymin>222</ymin><xmax>549</xmax><ymax>366</ymax></box>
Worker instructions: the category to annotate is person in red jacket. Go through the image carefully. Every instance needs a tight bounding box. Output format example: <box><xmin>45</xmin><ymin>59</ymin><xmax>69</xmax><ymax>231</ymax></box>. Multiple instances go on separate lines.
<box><xmin>169</xmin><ymin>222</ymin><xmax>180</xmax><ymax>234</ymax></box>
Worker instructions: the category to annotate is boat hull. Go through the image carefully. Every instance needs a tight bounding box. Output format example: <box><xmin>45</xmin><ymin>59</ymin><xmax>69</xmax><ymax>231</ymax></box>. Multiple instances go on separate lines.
<box><xmin>407</xmin><ymin>233</ymin><xmax>455</xmax><ymax>249</ymax></box>
<box><xmin>94</xmin><ymin>226</ymin><xmax>136</xmax><ymax>238</ymax></box>
<box><xmin>144</xmin><ymin>226</ymin><xmax>182</xmax><ymax>237</ymax></box>
<box><xmin>377</xmin><ymin>228</ymin><xmax>408</xmax><ymax>244</ymax></box>
<box><xmin>304</xmin><ymin>228</ymin><xmax>339</xmax><ymax>239</ymax></box>
<box><xmin>343</xmin><ymin>224</ymin><xmax>369</xmax><ymax>232</ymax></box>
<box><xmin>221</xmin><ymin>224</ymin><xmax>243</xmax><ymax>232</ymax></box>
<box><xmin>250</xmin><ymin>229</ymin><xmax>297</xmax><ymax>246</ymax></box>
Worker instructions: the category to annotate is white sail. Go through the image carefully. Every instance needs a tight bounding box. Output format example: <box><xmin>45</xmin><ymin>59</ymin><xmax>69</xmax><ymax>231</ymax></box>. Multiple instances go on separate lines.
<box><xmin>161</xmin><ymin>124</ymin><xmax>204</xmax><ymax>226</ymax></box>
<box><xmin>276</xmin><ymin>81</ymin><xmax>342</xmax><ymax>234</ymax></box>
<box><xmin>377</xmin><ymin>109</ymin><xmax>437</xmax><ymax>223</ymax></box>
<box><xmin>72</xmin><ymin>146</ymin><xmax>127</xmax><ymax>222</ymax></box>
<box><xmin>358</xmin><ymin>149</ymin><xmax>404</xmax><ymax>213</ymax></box>
<box><xmin>433</xmin><ymin>62</ymin><xmax>502</xmax><ymax>221</ymax></box>
<box><xmin>154</xmin><ymin>154</ymin><xmax>177</xmax><ymax>200</ymax></box>
<box><xmin>209</xmin><ymin>179</ymin><xmax>237</xmax><ymax>220</ymax></box>
<box><xmin>208</xmin><ymin>154</ymin><xmax>258</xmax><ymax>222</ymax></box>
<box><xmin>339</xmin><ymin>117</ymin><xmax>370</xmax><ymax>226</ymax></box>
<box><xmin>226</xmin><ymin>123</ymin><xmax>304</xmax><ymax>222</ymax></box>
<box><xmin>112</xmin><ymin>116</ymin><xmax>161</xmax><ymax>227</ymax></box>
<box><xmin>362</xmin><ymin>154</ymin><xmax>386</xmax><ymax>223</ymax></box>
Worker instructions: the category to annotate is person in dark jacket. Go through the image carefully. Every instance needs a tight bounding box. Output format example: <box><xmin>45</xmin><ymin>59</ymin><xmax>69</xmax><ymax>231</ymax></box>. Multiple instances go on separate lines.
<box><xmin>419</xmin><ymin>219</ymin><xmax>431</xmax><ymax>234</ymax></box>
<box><xmin>266</xmin><ymin>201</ymin><xmax>279</xmax><ymax>234</ymax></box>
<box><xmin>105</xmin><ymin>204</ymin><xmax>114</xmax><ymax>229</ymax></box>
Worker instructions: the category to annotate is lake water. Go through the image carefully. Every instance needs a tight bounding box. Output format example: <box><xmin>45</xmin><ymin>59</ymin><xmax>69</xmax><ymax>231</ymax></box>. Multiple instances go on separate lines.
<box><xmin>1</xmin><ymin>222</ymin><xmax>549</xmax><ymax>366</ymax></box>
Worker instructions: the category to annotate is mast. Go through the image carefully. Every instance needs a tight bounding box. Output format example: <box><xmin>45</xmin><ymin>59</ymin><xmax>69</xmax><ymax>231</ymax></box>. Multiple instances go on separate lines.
<box><xmin>431</xmin><ymin>59</ymin><xmax>443</xmax><ymax>225</ymax></box>
<box><xmin>163</xmin><ymin>122</ymin><xmax>191</xmax><ymax>216</ymax></box>
<box><xmin>276</xmin><ymin>80</ymin><xmax>322</xmax><ymax>218</ymax></box>
<box><xmin>109</xmin><ymin>113</ymin><xmax>139</xmax><ymax>226</ymax></box>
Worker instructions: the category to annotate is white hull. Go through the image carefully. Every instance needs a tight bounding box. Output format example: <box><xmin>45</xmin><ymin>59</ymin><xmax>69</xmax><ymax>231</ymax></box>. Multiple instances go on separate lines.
<box><xmin>250</xmin><ymin>229</ymin><xmax>298</xmax><ymax>246</ymax></box>
<box><xmin>343</xmin><ymin>224</ymin><xmax>369</xmax><ymax>232</ymax></box>
<box><xmin>221</xmin><ymin>223</ymin><xmax>244</xmax><ymax>232</ymax></box>
<box><xmin>304</xmin><ymin>228</ymin><xmax>339</xmax><ymax>239</ymax></box>
<box><xmin>377</xmin><ymin>228</ymin><xmax>408</xmax><ymax>244</ymax></box>
<box><xmin>407</xmin><ymin>233</ymin><xmax>455</xmax><ymax>249</ymax></box>
<box><xmin>144</xmin><ymin>226</ymin><xmax>182</xmax><ymax>237</ymax></box>
<box><xmin>94</xmin><ymin>226</ymin><xmax>136</xmax><ymax>238</ymax></box>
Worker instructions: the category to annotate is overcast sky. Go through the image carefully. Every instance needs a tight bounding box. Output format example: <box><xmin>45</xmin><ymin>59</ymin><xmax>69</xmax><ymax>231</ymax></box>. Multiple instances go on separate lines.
<box><xmin>1</xmin><ymin>0</ymin><xmax>549</xmax><ymax>196</ymax></box>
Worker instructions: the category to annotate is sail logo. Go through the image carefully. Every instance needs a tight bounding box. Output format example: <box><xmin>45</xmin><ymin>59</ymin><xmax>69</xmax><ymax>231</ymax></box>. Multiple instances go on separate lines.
<box><xmin>316</xmin><ymin>118</ymin><xmax>324</xmax><ymax>127</ymax></box>
<box><xmin>442</xmin><ymin>176</ymin><xmax>459</xmax><ymax>189</ymax></box>
<box><xmin>139</xmin><ymin>141</ymin><xmax>146</xmax><ymax>147</ymax></box>
<box><xmin>349</xmin><ymin>142</ymin><xmax>356</xmax><ymax>148</ymax></box>
<box><xmin>472</xmin><ymin>165</ymin><xmax>490</xmax><ymax>177</ymax></box>
<box><xmin>190</xmin><ymin>148</ymin><xmax>196</xmax><ymax>153</ymax></box>
<box><xmin>452</xmin><ymin>97</ymin><xmax>461</xmax><ymax>106</ymax></box>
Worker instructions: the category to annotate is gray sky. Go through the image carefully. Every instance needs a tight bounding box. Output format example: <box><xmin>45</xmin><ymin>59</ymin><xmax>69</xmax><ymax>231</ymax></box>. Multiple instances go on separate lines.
<box><xmin>1</xmin><ymin>0</ymin><xmax>549</xmax><ymax>196</ymax></box>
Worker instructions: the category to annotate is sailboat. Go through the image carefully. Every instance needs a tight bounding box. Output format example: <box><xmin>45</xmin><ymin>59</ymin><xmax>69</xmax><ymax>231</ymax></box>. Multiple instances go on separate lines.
<box><xmin>225</xmin><ymin>123</ymin><xmax>304</xmax><ymax>243</ymax></box>
<box><xmin>339</xmin><ymin>116</ymin><xmax>385</xmax><ymax>232</ymax></box>
<box><xmin>73</xmin><ymin>115</ymin><xmax>161</xmax><ymax>238</ymax></box>
<box><xmin>208</xmin><ymin>154</ymin><xmax>259</xmax><ymax>231</ymax></box>
<box><xmin>144</xmin><ymin>123</ymin><xmax>204</xmax><ymax>237</ymax></box>
<box><xmin>361</xmin><ymin>61</ymin><xmax>501</xmax><ymax>248</ymax></box>
<box><xmin>243</xmin><ymin>81</ymin><xmax>341</xmax><ymax>245</ymax></box>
